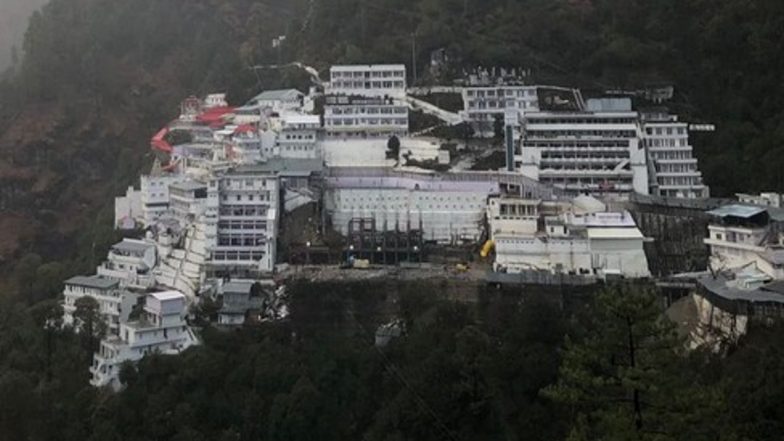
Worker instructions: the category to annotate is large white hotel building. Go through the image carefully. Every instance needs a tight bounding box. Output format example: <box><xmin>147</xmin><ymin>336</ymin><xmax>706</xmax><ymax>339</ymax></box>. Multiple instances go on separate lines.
<box><xmin>460</xmin><ymin>85</ymin><xmax>540</xmax><ymax>137</ymax></box>
<box><xmin>204</xmin><ymin>165</ymin><xmax>280</xmax><ymax>277</ymax></box>
<box><xmin>505</xmin><ymin>95</ymin><xmax>708</xmax><ymax>199</ymax></box>
<box><xmin>641</xmin><ymin>111</ymin><xmax>708</xmax><ymax>198</ymax></box>
<box><xmin>326</xmin><ymin>64</ymin><xmax>407</xmax><ymax>98</ymax></box>
<box><xmin>517</xmin><ymin>109</ymin><xmax>648</xmax><ymax>196</ymax></box>
<box><xmin>324</xmin><ymin>64</ymin><xmax>409</xmax><ymax>140</ymax></box>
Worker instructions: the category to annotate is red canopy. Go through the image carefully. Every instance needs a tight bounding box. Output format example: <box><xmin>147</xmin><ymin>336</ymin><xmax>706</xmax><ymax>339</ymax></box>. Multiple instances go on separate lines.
<box><xmin>151</xmin><ymin>127</ymin><xmax>172</xmax><ymax>153</ymax></box>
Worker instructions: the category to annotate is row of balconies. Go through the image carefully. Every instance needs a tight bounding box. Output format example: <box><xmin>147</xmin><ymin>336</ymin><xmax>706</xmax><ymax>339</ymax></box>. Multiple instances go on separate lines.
<box><xmin>646</xmin><ymin>144</ymin><xmax>693</xmax><ymax>152</ymax></box>
<box><xmin>655</xmin><ymin>171</ymin><xmax>702</xmax><ymax>177</ymax></box>
<box><xmin>330</xmin><ymin>70</ymin><xmax>405</xmax><ymax>79</ymax></box>
<box><xmin>326</xmin><ymin>107</ymin><xmax>407</xmax><ymax>115</ymax></box>
<box><xmin>540</xmin><ymin>168</ymin><xmax>635</xmax><ymax>176</ymax></box>
<box><xmin>557</xmin><ymin>182</ymin><xmax>635</xmax><ymax>192</ymax></box>
<box><xmin>128</xmin><ymin>330</ymin><xmax>190</xmax><ymax>350</ymax></box>
<box><xmin>522</xmin><ymin>146</ymin><xmax>629</xmax><ymax>153</ymax></box>
<box><xmin>653</xmin><ymin>157</ymin><xmax>698</xmax><ymax>164</ymax></box>
<box><xmin>466</xmin><ymin>100</ymin><xmax>536</xmax><ymax>110</ymax></box>
<box><xmin>704</xmin><ymin>237</ymin><xmax>765</xmax><ymax>253</ymax></box>
<box><xmin>658</xmin><ymin>183</ymin><xmax>707</xmax><ymax>190</ymax></box>
<box><xmin>524</xmin><ymin>134</ymin><xmax>637</xmax><ymax>141</ymax></box>
<box><xmin>325</xmin><ymin>119</ymin><xmax>408</xmax><ymax>127</ymax></box>
<box><xmin>541</xmin><ymin>156</ymin><xmax>628</xmax><ymax>164</ymax></box>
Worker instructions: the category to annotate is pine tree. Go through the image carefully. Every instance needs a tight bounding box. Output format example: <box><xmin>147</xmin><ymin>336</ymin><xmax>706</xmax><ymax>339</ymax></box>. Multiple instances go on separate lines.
<box><xmin>544</xmin><ymin>283</ymin><xmax>724</xmax><ymax>441</ymax></box>
<box><xmin>73</xmin><ymin>296</ymin><xmax>107</xmax><ymax>353</ymax></box>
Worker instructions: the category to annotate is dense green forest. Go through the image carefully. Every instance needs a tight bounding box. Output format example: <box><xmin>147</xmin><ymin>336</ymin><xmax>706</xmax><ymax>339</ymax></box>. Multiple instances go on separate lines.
<box><xmin>1</xmin><ymin>1</ymin><xmax>784</xmax><ymax>439</ymax></box>
<box><xmin>1</xmin><ymin>281</ymin><xmax>784</xmax><ymax>440</ymax></box>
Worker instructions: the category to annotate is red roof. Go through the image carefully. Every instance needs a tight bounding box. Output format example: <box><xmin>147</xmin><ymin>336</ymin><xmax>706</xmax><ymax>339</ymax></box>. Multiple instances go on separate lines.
<box><xmin>151</xmin><ymin>127</ymin><xmax>172</xmax><ymax>153</ymax></box>
<box><xmin>196</xmin><ymin>106</ymin><xmax>235</xmax><ymax>124</ymax></box>
<box><xmin>234</xmin><ymin>124</ymin><xmax>256</xmax><ymax>134</ymax></box>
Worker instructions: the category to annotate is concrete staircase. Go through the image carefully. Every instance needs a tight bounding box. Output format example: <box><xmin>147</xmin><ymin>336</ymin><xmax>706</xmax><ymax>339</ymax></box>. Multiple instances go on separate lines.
<box><xmin>156</xmin><ymin>221</ymin><xmax>208</xmax><ymax>299</ymax></box>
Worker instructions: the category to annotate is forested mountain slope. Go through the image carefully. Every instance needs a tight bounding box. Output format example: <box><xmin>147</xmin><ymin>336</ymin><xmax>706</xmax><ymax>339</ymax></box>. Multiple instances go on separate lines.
<box><xmin>0</xmin><ymin>0</ymin><xmax>48</xmax><ymax>70</ymax></box>
<box><xmin>1</xmin><ymin>3</ymin><xmax>784</xmax><ymax>440</ymax></box>
<box><xmin>1</xmin><ymin>0</ymin><xmax>784</xmax><ymax>298</ymax></box>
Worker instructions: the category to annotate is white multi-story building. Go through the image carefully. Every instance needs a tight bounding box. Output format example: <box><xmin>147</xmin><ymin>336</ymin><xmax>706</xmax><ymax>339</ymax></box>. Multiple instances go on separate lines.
<box><xmin>204</xmin><ymin>93</ymin><xmax>228</xmax><ymax>108</ymax></box>
<box><xmin>704</xmin><ymin>204</ymin><xmax>784</xmax><ymax>279</ymax></box>
<box><xmin>277</xmin><ymin>114</ymin><xmax>322</xmax><ymax>159</ymax></box>
<box><xmin>461</xmin><ymin>85</ymin><xmax>540</xmax><ymax>137</ymax></box>
<box><xmin>90</xmin><ymin>291</ymin><xmax>198</xmax><ymax>389</ymax></box>
<box><xmin>517</xmin><ymin>109</ymin><xmax>649</xmax><ymax>196</ymax></box>
<box><xmin>114</xmin><ymin>173</ymin><xmax>186</xmax><ymax>228</ymax></box>
<box><xmin>641</xmin><ymin>112</ymin><xmax>708</xmax><ymax>198</ymax></box>
<box><xmin>140</xmin><ymin>174</ymin><xmax>185</xmax><ymax>225</ymax></box>
<box><xmin>247</xmin><ymin>89</ymin><xmax>304</xmax><ymax>114</ymax></box>
<box><xmin>488</xmin><ymin>196</ymin><xmax>650</xmax><ymax>278</ymax></box>
<box><xmin>511</xmin><ymin>96</ymin><xmax>710</xmax><ymax>199</ymax></box>
<box><xmin>62</xmin><ymin>275</ymin><xmax>141</xmax><ymax>335</ymax></box>
<box><xmin>326</xmin><ymin>169</ymin><xmax>502</xmax><ymax>244</ymax></box>
<box><xmin>324</xmin><ymin>95</ymin><xmax>408</xmax><ymax>139</ymax></box>
<box><xmin>215</xmin><ymin>280</ymin><xmax>271</xmax><ymax>326</ymax></box>
<box><xmin>233</xmin><ymin>114</ymin><xmax>321</xmax><ymax>162</ymax></box>
<box><xmin>204</xmin><ymin>166</ymin><xmax>279</xmax><ymax>277</ymax></box>
<box><xmin>96</xmin><ymin>239</ymin><xmax>157</xmax><ymax>289</ymax></box>
<box><xmin>169</xmin><ymin>180</ymin><xmax>208</xmax><ymax>222</ymax></box>
<box><xmin>114</xmin><ymin>186</ymin><xmax>143</xmax><ymax>229</ymax></box>
<box><xmin>327</xmin><ymin>64</ymin><xmax>407</xmax><ymax>98</ymax></box>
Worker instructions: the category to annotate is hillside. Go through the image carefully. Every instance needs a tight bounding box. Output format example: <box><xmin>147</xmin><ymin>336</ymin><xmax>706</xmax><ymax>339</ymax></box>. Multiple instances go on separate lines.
<box><xmin>0</xmin><ymin>0</ymin><xmax>307</xmax><ymax>299</ymax></box>
<box><xmin>2</xmin><ymin>3</ymin><xmax>784</xmax><ymax>440</ymax></box>
<box><xmin>1</xmin><ymin>0</ymin><xmax>784</xmax><ymax>299</ymax></box>
<box><xmin>0</xmin><ymin>0</ymin><xmax>48</xmax><ymax>71</ymax></box>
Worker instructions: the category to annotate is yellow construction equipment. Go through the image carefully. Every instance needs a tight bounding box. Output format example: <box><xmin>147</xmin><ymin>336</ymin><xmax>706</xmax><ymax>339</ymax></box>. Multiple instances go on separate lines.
<box><xmin>480</xmin><ymin>239</ymin><xmax>495</xmax><ymax>258</ymax></box>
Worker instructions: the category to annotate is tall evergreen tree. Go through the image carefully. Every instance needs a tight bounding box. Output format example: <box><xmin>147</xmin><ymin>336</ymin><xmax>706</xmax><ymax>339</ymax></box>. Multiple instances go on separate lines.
<box><xmin>544</xmin><ymin>283</ymin><xmax>724</xmax><ymax>441</ymax></box>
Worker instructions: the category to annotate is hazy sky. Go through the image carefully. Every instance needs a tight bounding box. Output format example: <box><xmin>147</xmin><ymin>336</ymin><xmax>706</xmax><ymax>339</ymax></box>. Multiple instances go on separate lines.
<box><xmin>0</xmin><ymin>0</ymin><xmax>49</xmax><ymax>70</ymax></box>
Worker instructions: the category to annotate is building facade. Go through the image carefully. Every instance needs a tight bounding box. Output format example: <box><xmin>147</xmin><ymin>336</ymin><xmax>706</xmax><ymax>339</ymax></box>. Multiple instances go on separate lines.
<box><xmin>488</xmin><ymin>196</ymin><xmax>650</xmax><ymax>278</ymax></box>
<box><xmin>461</xmin><ymin>85</ymin><xmax>539</xmax><ymax>137</ymax></box>
<box><xmin>140</xmin><ymin>174</ymin><xmax>186</xmax><ymax>226</ymax></box>
<box><xmin>737</xmin><ymin>192</ymin><xmax>782</xmax><ymax>208</ymax></box>
<box><xmin>114</xmin><ymin>186</ymin><xmax>143</xmax><ymax>229</ymax></box>
<box><xmin>641</xmin><ymin>112</ymin><xmax>708</xmax><ymax>198</ymax></box>
<box><xmin>277</xmin><ymin>114</ymin><xmax>322</xmax><ymax>159</ymax></box>
<box><xmin>169</xmin><ymin>180</ymin><xmax>208</xmax><ymax>222</ymax></box>
<box><xmin>96</xmin><ymin>239</ymin><xmax>157</xmax><ymax>289</ymax></box>
<box><xmin>90</xmin><ymin>291</ymin><xmax>198</xmax><ymax>389</ymax></box>
<box><xmin>501</xmin><ymin>93</ymin><xmax>710</xmax><ymax>199</ymax></box>
<box><xmin>517</xmin><ymin>110</ymin><xmax>649</xmax><ymax>196</ymax></box>
<box><xmin>324</xmin><ymin>95</ymin><xmax>408</xmax><ymax>139</ymax></box>
<box><xmin>204</xmin><ymin>166</ymin><xmax>280</xmax><ymax>277</ymax></box>
<box><xmin>248</xmin><ymin>89</ymin><xmax>305</xmax><ymax>114</ymax></box>
<box><xmin>704</xmin><ymin>204</ymin><xmax>784</xmax><ymax>279</ymax></box>
<box><xmin>326</xmin><ymin>169</ymin><xmax>502</xmax><ymax>244</ymax></box>
<box><xmin>327</xmin><ymin>64</ymin><xmax>407</xmax><ymax>98</ymax></box>
<box><xmin>63</xmin><ymin>275</ymin><xmax>141</xmax><ymax>335</ymax></box>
